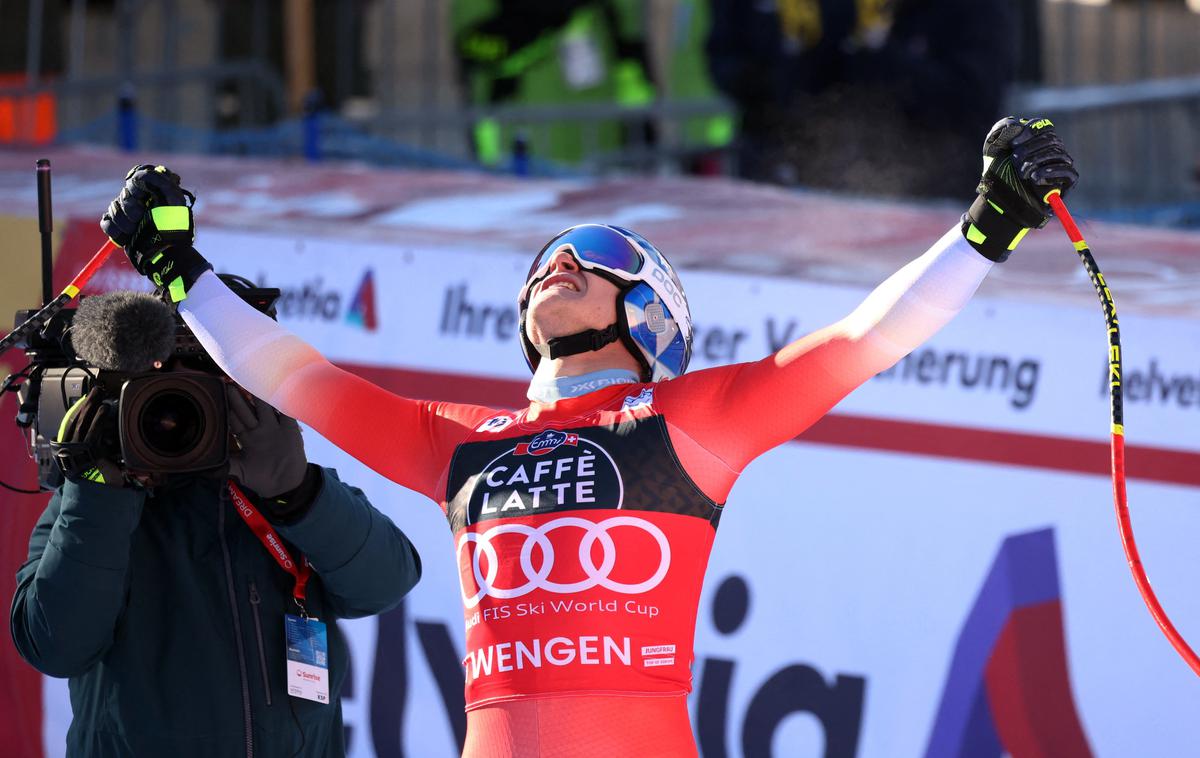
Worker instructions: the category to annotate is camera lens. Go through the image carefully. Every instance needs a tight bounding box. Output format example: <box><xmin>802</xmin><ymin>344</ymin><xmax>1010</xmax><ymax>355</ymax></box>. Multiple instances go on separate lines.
<box><xmin>120</xmin><ymin>372</ymin><xmax>227</xmax><ymax>473</ymax></box>
<box><xmin>138</xmin><ymin>390</ymin><xmax>205</xmax><ymax>458</ymax></box>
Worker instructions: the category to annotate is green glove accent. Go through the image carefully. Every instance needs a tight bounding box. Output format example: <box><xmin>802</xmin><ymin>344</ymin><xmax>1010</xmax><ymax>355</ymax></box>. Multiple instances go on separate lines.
<box><xmin>100</xmin><ymin>165</ymin><xmax>212</xmax><ymax>300</ymax></box>
<box><xmin>51</xmin><ymin>388</ymin><xmax>126</xmax><ymax>487</ymax></box>
<box><xmin>962</xmin><ymin>117</ymin><xmax>1079</xmax><ymax>262</ymax></box>
<box><xmin>150</xmin><ymin>205</ymin><xmax>192</xmax><ymax>233</ymax></box>
<box><xmin>167</xmin><ymin>276</ymin><xmax>190</xmax><ymax>303</ymax></box>
<box><xmin>80</xmin><ymin>467</ymin><xmax>109</xmax><ymax>485</ymax></box>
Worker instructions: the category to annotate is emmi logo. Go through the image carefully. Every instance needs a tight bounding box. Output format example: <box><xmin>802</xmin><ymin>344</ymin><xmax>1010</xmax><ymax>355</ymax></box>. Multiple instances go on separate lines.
<box><xmin>515</xmin><ymin>430</ymin><xmax>578</xmax><ymax>457</ymax></box>
<box><xmin>262</xmin><ymin>269</ymin><xmax>378</xmax><ymax>331</ymax></box>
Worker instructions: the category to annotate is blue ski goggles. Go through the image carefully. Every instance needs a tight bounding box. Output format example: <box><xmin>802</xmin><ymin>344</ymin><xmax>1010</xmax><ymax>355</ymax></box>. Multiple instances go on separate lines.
<box><xmin>523</xmin><ymin>226</ymin><xmax>646</xmax><ymax>288</ymax></box>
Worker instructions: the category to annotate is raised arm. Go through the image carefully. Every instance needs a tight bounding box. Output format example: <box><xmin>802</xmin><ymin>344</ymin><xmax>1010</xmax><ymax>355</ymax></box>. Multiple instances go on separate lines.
<box><xmin>658</xmin><ymin>117</ymin><xmax>1078</xmax><ymax>501</ymax></box>
<box><xmin>99</xmin><ymin>165</ymin><xmax>492</xmax><ymax>499</ymax></box>
<box><xmin>181</xmin><ymin>271</ymin><xmax>491</xmax><ymax>499</ymax></box>
<box><xmin>658</xmin><ymin>225</ymin><xmax>988</xmax><ymax>480</ymax></box>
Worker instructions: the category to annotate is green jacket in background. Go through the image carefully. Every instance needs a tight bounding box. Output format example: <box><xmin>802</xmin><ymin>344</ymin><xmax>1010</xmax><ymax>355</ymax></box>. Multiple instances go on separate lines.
<box><xmin>453</xmin><ymin>0</ymin><xmax>655</xmax><ymax>165</ymax></box>
<box><xmin>453</xmin><ymin>0</ymin><xmax>730</xmax><ymax>168</ymax></box>
<box><xmin>10</xmin><ymin>468</ymin><xmax>421</xmax><ymax>758</ymax></box>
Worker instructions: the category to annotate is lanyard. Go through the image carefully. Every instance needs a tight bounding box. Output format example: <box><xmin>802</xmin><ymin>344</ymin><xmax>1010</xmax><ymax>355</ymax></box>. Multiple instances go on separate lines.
<box><xmin>227</xmin><ymin>480</ymin><xmax>311</xmax><ymax>613</ymax></box>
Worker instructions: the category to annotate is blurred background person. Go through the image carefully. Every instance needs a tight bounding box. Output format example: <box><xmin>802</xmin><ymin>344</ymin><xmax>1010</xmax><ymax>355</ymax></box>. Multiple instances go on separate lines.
<box><xmin>707</xmin><ymin>0</ymin><xmax>1038</xmax><ymax>197</ymax></box>
<box><xmin>452</xmin><ymin>0</ymin><xmax>658</xmax><ymax>166</ymax></box>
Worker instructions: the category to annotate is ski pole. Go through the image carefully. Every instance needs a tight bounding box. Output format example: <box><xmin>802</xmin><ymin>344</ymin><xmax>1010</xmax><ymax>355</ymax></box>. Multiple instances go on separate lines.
<box><xmin>0</xmin><ymin>239</ymin><xmax>118</xmax><ymax>359</ymax></box>
<box><xmin>1046</xmin><ymin>189</ymin><xmax>1200</xmax><ymax>677</ymax></box>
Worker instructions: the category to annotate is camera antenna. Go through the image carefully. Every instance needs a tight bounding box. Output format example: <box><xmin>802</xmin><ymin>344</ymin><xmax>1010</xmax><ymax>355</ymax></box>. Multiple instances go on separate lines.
<box><xmin>0</xmin><ymin>156</ymin><xmax>121</xmax><ymax>359</ymax></box>
<box><xmin>36</xmin><ymin>159</ymin><xmax>53</xmax><ymax>306</ymax></box>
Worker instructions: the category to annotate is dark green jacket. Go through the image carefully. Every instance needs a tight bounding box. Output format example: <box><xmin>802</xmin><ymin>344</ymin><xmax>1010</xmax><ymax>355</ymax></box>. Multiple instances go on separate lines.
<box><xmin>10</xmin><ymin>468</ymin><xmax>421</xmax><ymax>758</ymax></box>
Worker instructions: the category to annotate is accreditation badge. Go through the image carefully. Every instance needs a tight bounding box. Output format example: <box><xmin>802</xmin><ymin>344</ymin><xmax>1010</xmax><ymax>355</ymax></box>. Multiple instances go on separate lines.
<box><xmin>285</xmin><ymin>614</ymin><xmax>330</xmax><ymax>704</ymax></box>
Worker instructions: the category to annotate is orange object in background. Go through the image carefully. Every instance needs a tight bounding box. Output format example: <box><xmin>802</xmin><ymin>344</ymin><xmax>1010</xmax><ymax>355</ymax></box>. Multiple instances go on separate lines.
<box><xmin>0</xmin><ymin>74</ymin><xmax>57</xmax><ymax>145</ymax></box>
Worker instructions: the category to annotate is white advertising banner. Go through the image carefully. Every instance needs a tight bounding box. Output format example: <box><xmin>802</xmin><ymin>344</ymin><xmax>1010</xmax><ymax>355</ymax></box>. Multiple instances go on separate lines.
<box><xmin>198</xmin><ymin>226</ymin><xmax>1200</xmax><ymax>453</ymax></box>
<box><xmin>41</xmin><ymin>227</ymin><xmax>1200</xmax><ymax>757</ymax></box>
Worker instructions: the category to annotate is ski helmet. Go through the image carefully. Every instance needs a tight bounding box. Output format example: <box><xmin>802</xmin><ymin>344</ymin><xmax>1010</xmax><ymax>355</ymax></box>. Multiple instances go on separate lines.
<box><xmin>518</xmin><ymin>224</ymin><xmax>692</xmax><ymax>382</ymax></box>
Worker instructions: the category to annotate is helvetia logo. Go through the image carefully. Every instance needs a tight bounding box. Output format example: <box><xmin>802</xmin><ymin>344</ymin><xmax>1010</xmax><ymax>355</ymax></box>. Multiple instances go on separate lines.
<box><xmin>261</xmin><ymin>268</ymin><xmax>378</xmax><ymax>331</ymax></box>
<box><xmin>346</xmin><ymin>269</ymin><xmax>378</xmax><ymax>331</ymax></box>
<box><xmin>925</xmin><ymin>528</ymin><xmax>1092</xmax><ymax>756</ymax></box>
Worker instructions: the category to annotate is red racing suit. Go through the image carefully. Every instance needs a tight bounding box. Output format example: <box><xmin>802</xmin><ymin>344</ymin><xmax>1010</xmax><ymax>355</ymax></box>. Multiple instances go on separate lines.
<box><xmin>177</xmin><ymin>226</ymin><xmax>992</xmax><ymax>752</ymax></box>
<box><xmin>449</xmin><ymin>384</ymin><xmax>721</xmax><ymax>706</ymax></box>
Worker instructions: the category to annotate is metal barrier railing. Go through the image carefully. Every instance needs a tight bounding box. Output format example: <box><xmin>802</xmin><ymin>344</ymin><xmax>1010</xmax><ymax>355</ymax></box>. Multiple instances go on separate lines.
<box><xmin>41</xmin><ymin>95</ymin><xmax>734</xmax><ymax>180</ymax></box>
<box><xmin>360</xmin><ymin>99</ymin><xmax>736</xmax><ymax>175</ymax></box>
<box><xmin>0</xmin><ymin>61</ymin><xmax>287</xmax><ymax>153</ymax></box>
<box><xmin>1008</xmin><ymin>75</ymin><xmax>1200</xmax><ymax>220</ymax></box>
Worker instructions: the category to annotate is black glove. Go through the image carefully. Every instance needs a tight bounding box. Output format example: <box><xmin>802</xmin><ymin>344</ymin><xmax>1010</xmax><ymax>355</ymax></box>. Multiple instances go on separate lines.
<box><xmin>100</xmin><ymin>165</ymin><xmax>212</xmax><ymax>302</ymax></box>
<box><xmin>50</xmin><ymin>387</ymin><xmax>126</xmax><ymax>487</ymax></box>
<box><xmin>227</xmin><ymin>386</ymin><xmax>321</xmax><ymax>521</ymax></box>
<box><xmin>962</xmin><ymin>117</ymin><xmax>1079</xmax><ymax>262</ymax></box>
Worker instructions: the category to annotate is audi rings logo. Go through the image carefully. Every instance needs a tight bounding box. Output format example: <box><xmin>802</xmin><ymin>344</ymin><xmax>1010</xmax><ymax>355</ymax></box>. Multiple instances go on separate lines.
<box><xmin>457</xmin><ymin>516</ymin><xmax>671</xmax><ymax>608</ymax></box>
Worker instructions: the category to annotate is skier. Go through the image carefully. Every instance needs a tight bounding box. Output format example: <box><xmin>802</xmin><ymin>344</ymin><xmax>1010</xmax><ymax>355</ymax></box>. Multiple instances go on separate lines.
<box><xmin>101</xmin><ymin>116</ymin><xmax>1076</xmax><ymax>756</ymax></box>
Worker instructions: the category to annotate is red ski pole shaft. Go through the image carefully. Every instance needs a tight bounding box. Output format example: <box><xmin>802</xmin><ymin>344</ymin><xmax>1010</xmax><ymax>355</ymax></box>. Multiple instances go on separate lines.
<box><xmin>1046</xmin><ymin>189</ymin><xmax>1200</xmax><ymax>677</ymax></box>
<box><xmin>0</xmin><ymin>239</ymin><xmax>119</xmax><ymax>359</ymax></box>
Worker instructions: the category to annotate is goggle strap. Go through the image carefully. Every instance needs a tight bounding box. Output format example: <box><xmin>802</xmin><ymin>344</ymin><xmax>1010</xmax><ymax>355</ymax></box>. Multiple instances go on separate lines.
<box><xmin>544</xmin><ymin>323</ymin><xmax>621</xmax><ymax>360</ymax></box>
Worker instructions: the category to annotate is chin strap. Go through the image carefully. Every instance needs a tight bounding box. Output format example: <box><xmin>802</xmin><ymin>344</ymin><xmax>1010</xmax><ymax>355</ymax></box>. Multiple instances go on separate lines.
<box><xmin>541</xmin><ymin>323</ymin><xmax>620</xmax><ymax>360</ymax></box>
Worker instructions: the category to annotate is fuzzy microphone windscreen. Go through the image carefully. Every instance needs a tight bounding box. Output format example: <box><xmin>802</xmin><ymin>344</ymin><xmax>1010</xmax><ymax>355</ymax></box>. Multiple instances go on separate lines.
<box><xmin>70</xmin><ymin>291</ymin><xmax>177</xmax><ymax>372</ymax></box>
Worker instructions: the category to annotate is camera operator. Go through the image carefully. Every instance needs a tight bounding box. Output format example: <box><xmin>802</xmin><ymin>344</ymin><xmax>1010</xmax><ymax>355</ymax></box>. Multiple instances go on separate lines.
<box><xmin>9</xmin><ymin>282</ymin><xmax>422</xmax><ymax>758</ymax></box>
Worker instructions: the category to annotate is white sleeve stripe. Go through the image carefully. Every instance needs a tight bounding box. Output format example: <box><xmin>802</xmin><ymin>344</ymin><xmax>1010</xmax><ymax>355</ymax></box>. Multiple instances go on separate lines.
<box><xmin>834</xmin><ymin>226</ymin><xmax>992</xmax><ymax>370</ymax></box>
<box><xmin>180</xmin><ymin>270</ymin><xmax>326</xmax><ymax>412</ymax></box>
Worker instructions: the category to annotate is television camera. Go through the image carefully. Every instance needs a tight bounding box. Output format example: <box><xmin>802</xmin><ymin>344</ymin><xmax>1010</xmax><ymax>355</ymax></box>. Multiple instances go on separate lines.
<box><xmin>1</xmin><ymin>160</ymin><xmax>279</xmax><ymax>491</ymax></box>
